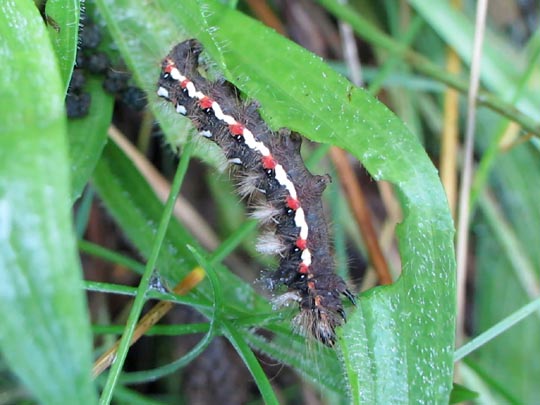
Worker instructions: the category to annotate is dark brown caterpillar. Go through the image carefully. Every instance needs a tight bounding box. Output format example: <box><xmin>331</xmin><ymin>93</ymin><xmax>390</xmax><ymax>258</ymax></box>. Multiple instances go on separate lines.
<box><xmin>157</xmin><ymin>39</ymin><xmax>354</xmax><ymax>346</ymax></box>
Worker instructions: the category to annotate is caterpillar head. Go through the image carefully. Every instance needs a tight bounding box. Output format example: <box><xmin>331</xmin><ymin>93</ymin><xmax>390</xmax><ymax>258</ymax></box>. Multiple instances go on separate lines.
<box><xmin>293</xmin><ymin>289</ymin><xmax>354</xmax><ymax>347</ymax></box>
<box><xmin>294</xmin><ymin>306</ymin><xmax>341</xmax><ymax>346</ymax></box>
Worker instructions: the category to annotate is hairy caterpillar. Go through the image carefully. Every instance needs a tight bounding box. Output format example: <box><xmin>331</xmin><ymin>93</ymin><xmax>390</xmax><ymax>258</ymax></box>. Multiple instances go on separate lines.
<box><xmin>157</xmin><ymin>39</ymin><xmax>354</xmax><ymax>346</ymax></box>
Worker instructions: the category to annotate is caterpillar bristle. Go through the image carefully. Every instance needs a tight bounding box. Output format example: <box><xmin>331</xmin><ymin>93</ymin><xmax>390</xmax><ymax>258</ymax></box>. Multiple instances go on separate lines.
<box><xmin>256</xmin><ymin>233</ymin><xmax>287</xmax><ymax>255</ymax></box>
<box><xmin>236</xmin><ymin>171</ymin><xmax>262</xmax><ymax>199</ymax></box>
<box><xmin>272</xmin><ymin>291</ymin><xmax>302</xmax><ymax>309</ymax></box>
<box><xmin>249</xmin><ymin>204</ymin><xmax>280</xmax><ymax>224</ymax></box>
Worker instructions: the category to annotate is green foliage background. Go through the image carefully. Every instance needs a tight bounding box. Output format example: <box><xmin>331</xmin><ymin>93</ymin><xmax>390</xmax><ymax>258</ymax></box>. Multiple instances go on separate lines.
<box><xmin>1</xmin><ymin>0</ymin><xmax>538</xmax><ymax>403</ymax></box>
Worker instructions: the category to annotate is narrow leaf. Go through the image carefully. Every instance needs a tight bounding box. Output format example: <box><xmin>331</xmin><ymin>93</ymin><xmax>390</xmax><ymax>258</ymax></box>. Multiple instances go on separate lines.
<box><xmin>44</xmin><ymin>0</ymin><xmax>80</xmax><ymax>92</ymax></box>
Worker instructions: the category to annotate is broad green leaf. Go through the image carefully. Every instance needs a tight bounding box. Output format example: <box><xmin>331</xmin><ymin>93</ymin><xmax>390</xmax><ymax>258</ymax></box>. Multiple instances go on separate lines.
<box><xmin>0</xmin><ymin>1</ymin><xmax>96</xmax><ymax>403</ymax></box>
<box><xmin>68</xmin><ymin>77</ymin><xmax>114</xmax><ymax>200</ymax></box>
<box><xmin>94</xmin><ymin>0</ymin><xmax>455</xmax><ymax>402</ymax></box>
<box><xmin>44</xmin><ymin>0</ymin><xmax>80</xmax><ymax>93</ymax></box>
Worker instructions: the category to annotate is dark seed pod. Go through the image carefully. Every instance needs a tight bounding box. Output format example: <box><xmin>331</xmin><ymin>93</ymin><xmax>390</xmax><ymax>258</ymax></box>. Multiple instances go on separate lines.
<box><xmin>66</xmin><ymin>92</ymin><xmax>91</xmax><ymax>118</ymax></box>
<box><xmin>120</xmin><ymin>86</ymin><xmax>147</xmax><ymax>111</ymax></box>
<box><xmin>103</xmin><ymin>69</ymin><xmax>129</xmax><ymax>94</ymax></box>
<box><xmin>80</xmin><ymin>24</ymin><xmax>102</xmax><ymax>50</ymax></box>
<box><xmin>87</xmin><ymin>52</ymin><xmax>110</xmax><ymax>74</ymax></box>
<box><xmin>68</xmin><ymin>69</ymin><xmax>86</xmax><ymax>92</ymax></box>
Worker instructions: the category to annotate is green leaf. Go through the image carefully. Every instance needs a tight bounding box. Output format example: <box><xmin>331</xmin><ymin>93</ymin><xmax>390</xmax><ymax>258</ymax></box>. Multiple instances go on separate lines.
<box><xmin>0</xmin><ymin>1</ymin><xmax>96</xmax><ymax>403</ymax></box>
<box><xmin>93</xmin><ymin>0</ymin><xmax>455</xmax><ymax>402</ymax></box>
<box><xmin>44</xmin><ymin>0</ymin><xmax>80</xmax><ymax>93</ymax></box>
<box><xmin>67</xmin><ymin>77</ymin><xmax>114</xmax><ymax>200</ymax></box>
<box><xmin>449</xmin><ymin>383</ymin><xmax>479</xmax><ymax>404</ymax></box>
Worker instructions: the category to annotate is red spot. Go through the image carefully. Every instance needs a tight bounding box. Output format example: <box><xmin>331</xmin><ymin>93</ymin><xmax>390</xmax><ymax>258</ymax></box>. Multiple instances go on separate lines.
<box><xmin>308</xmin><ymin>281</ymin><xmax>315</xmax><ymax>290</ymax></box>
<box><xmin>262</xmin><ymin>155</ymin><xmax>277</xmax><ymax>170</ymax></box>
<box><xmin>299</xmin><ymin>264</ymin><xmax>309</xmax><ymax>274</ymax></box>
<box><xmin>200</xmin><ymin>96</ymin><xmax>214</xmax><ymax>110</ymax></box>
<box><xmin>164</xmin><ymin>62</ymin><xmax>174</xmax><ymax>73</ymax></box>
<box><xmin>286</xmin><ymin>196</ymin><xmax>300</xmax><ymax>211</ymax></box>
<box><xmin>180</xmin><ymin>79</ymin><xmax>190</xmax><ymax>89</ymax></box>
<box><xmin>229</xmin><ymin>123</ymin><xmax>245</xmax><ymax>136</ymax></box>
<box><xmin>296</xmin><ymin>238</ymin><xmax>307</xmax><ymax>250</ymax></box>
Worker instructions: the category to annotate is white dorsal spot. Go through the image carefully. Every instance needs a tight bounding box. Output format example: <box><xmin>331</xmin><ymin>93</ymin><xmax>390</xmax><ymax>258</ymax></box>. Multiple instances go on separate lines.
<box><xmin>176</xmin><ymin>104</ymin><xmax>187</xmax><ymax>115</ymax></box>
<box><xmin>186</xmin><ymin>82</ymin><xmax>197</xmax><ymax>98</ymax></box>
<box><xmin>221</xmin><ymin>114</ymin><xmax>236</xmax><ymax>125</ymax></box>
<box><xmin>212</xmin><ymin>102</ymin><xmax>226</xmax><ymax>120</ymax></box>
<box><xmin>301</xmin><ymin>249</ymin><xmax>312</xmax><ymax>266</ymax></box>
<box><xmin>170</xmin><ymin>67</ymin><xmax>183</xmax><ymax>81</ymax></box>
<box><xmin>157</xmin><ymin>87</ymin><xmax>169</xmax><ymax>98</ymax></box>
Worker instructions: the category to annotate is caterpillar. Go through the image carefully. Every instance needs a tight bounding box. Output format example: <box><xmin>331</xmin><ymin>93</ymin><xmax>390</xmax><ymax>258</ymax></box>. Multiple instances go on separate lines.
<box><xmin>156</xmin><ymin>39</ymin><xmax>354</xmax><ymax>346</ymax></box>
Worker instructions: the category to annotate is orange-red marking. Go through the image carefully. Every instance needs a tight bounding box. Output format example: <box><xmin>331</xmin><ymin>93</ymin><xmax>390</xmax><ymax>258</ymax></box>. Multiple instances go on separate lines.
<box><xmin>296</xmin><ymin>238</ymin><xmax>307</xmax><ymax>250</ymax></box>
<box><xmin>199</xmin><ymin>96</ymin><xmax>214</xmax><ymax>110</ymax></box>
<box><xmin>262</xmin><ymin>155</ymin><xmax>277</xmax><ymax>170</ymax></box>
<box><xmin>164</xmin><ymin>62</ymin><xmax>174</xmax><ymax>73</ymax></box>
<box><xmin>286</xmin><ymin>196</ymin><xmax>300</xmax><ymax>210</ymax></box>
<box><xmin>229</xmin><ymin>123</ymin><xmax>245</xmax><ymax>136</ymax></box>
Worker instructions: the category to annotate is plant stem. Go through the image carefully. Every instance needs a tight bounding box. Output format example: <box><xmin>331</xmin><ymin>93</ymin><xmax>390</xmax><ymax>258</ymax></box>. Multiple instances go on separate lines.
<box><xmin>99</xmin><ymin>139</ymin><xmax>195</xmax><ymax>404</ymax></box>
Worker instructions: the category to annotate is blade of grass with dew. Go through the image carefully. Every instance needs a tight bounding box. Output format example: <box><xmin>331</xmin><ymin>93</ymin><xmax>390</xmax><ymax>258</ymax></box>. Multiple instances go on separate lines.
<box><xmin>0</xmin><ymin>1</ymin><xmax>96</xmax><ymax>402</ymax></box>
<box><xmin>455</xmin><ymin>296</ymin><xmax>540</xmax><ymax>362</ymax></box>
<box><xmin>462</xmin><ymin>104</ymin><xmax>540</xmax><ymax>401</ymax></box>
<box><xmin>116</xmin><ymin>245</ymin><xmax>222</xmax><ymax>386</ymax></box>
<box><xmin>92</xmin><ymin>323</ymin><xmax>210</xmax><ymax>337</ymax></box>
<box><xmin>188</xmin><ymin>244</ymin><xmax>278</xmax><ymax>405</ymax></box>
<box><xmin>99</xmin><ymin>138</ymin><xmax>196</xmax><ymax>403</ymax></box>
<box><xmin>473</xmin><ymin>195</ymin><xmax>540</xmax><ymax>401</ymax></box>
<box><xmin>84</xmin><ymin>280</ymin><xmax>207</xmax><ymax>310</ymax></box>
